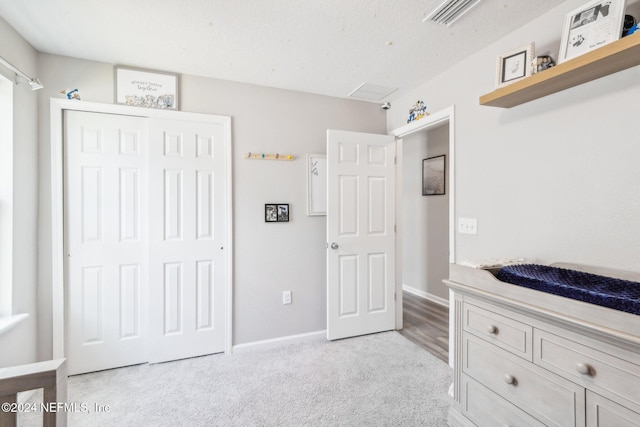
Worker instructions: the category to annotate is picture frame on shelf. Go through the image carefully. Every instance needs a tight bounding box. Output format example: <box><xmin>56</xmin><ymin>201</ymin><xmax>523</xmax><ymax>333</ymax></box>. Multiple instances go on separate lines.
<box><xmin>114</xmin><ymin>65</ymin><xmax>179</xmax><ymax>110</ymax></box>
<box><xmin>558</xmin><ymin>0</ymin><xmax>626</xmax><ymax>63</ymax></box>
<box><xmin>495</xmin><ymin>43</ymin><xmax>535</xmax><ymax>88</ymax></box>
<box><xmin>422</xmin><ymin>155</ymin><xmax>446</xmax><ymax>196</ymax></box>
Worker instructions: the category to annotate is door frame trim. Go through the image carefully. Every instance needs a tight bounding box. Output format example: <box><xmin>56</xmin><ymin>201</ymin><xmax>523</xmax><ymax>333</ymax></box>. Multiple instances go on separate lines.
<box><xmin>389</xmin><ymin>106</ymin><xmax>455</xmax><ymax>338</ymax></box>
<box><xmin>50</xmin><ymin>99</ymin><xmax>234</xmax><ymax>359</ymax></box>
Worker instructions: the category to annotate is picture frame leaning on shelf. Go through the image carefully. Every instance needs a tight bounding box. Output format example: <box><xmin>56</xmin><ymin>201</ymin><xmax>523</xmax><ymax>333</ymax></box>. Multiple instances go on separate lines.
<box><xmin>559</xmin><ymin>0</ymin><xmax>626</xmax><ymax>63</ymax></box>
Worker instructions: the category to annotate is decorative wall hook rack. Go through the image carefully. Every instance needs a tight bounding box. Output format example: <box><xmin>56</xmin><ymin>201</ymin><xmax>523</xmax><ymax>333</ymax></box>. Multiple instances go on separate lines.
<box><xmin>244</xmin><ymin>152</ymin><xmax>295</xmax><ymax>161</ymax></box>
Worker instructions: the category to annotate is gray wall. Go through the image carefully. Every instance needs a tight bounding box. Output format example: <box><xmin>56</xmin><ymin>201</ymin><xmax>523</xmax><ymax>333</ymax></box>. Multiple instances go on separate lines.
<box><xmin>34</xmin><ymin>54</ymin><xmax>386</xmax><ymax>359</ymax></box>
<box><xmin>389</xmin><ymin>0</ymin><xmax>640</xmax><ymax>273</ymax></box>
<box><xmin>402</xmin><ymin>125</ymin><xmax>450</xmax><ymax>301</ymax></box>
<box><xmin>0</xmin><ymin>16</ymin><xmax>39</xmax><ymax>368</ymax></box>
<box><xmin>181</xmin><ymin>77</ymin><xmax>386</xmax><ymax>344</ymax></box>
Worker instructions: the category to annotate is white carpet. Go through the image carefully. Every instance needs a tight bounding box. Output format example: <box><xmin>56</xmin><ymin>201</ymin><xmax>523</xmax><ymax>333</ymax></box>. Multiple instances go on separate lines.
<box><xmin>22</xmin><ymin>331</ymin><xmax>452</xmax><ymax>426</ymax></box>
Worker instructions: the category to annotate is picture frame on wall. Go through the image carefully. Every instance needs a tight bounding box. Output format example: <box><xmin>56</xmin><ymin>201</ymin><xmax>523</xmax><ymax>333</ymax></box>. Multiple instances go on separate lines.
<box><xmin>265</xmin><ymin>204</ymin><xmax>278</xmax><ymax>222</ymax></box>
<box><xmin>265</xmin><ymin>204</ymin><xmax>290</xmax><ymax>222</ymax></box>
<box><xmin>423</xmin><ymin>155</ymin><xmax>446</xmax><ymax>196</ymax></box>
<box><xmin>306</xmin><ymin>154</ymin><xmax>326</xmax><ymax>216</ymax></box>
<box><xmin>558</xmin><ymin>0</ymin><xmax>626</xmax><ymax>63</ymax></box>
<box><xmin>114</xmin><ymin>65</ymin><xmax>180</xmax><ymax>110</ymax></box>
<box><xmin>495</xmin><ymin>43</ymin><xmax>535</xmax><ymax>88</ymax></box>
<box><xmin>277</xmin><ymin>204</ymin><xmax>290</xmax><ymax>222</ymax></box>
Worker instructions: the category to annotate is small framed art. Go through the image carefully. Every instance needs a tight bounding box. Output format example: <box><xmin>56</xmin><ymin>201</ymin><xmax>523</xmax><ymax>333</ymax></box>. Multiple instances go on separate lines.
<box><xmin>306</xmin><ymin>154</ymin><xmax>326</xmax><ymax>216</ymax></box>
<box><xmin>422</xmin><ymin>155</ymin><xmax>445</xmax><ymax>196</ymax></box>
<box><xmin>495</xmin><ymin>43</ymin><xmax>535</xmax><ymax>88</ymax></box>
<box><xmin>265</xmin><ymin>204</ymin><xmax>290</xmax><ymax>222</ymax></box>
<box><xmin>558</xmin><ymin>0</ymin><xmax>625</xmax><ymax>63</ymax></box>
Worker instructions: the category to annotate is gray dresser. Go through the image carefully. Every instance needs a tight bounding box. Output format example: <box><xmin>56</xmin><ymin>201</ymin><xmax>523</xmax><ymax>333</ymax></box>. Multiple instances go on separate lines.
<box><xmin>445</xmin><ymin>263</ymin><xmax>640</xmax><ymax>427</ymax></box>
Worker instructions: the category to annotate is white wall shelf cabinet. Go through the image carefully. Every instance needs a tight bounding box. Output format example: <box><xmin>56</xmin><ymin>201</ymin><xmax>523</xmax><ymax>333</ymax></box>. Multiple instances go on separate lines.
<box><xmin>480</xmin><ymin>33</ymin><xmax>640</xmax><ymax>108</ymax></box>
<box><xmin>446</xmin><ymin>263</ymin><xmax>640</xmax><ymax>427</ymax></box>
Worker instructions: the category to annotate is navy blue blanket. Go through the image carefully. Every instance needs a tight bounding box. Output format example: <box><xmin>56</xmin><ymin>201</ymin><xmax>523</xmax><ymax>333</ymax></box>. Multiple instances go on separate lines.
<box><xmin>496</xmin><ymin>264</ymin><xmax>640</xmax><ymax>316</ymax></box>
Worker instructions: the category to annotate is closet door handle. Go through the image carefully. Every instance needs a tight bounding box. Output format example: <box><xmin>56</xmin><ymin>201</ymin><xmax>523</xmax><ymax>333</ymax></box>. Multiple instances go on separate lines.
<box><xmin>330</xmin><ymin>242</ymin><xmax>339</xmax><ymax>250</ymax></box>
<box><xmin>487</xmin><ymin>325</ymin><xmax>498</xmax><ymax>334</ymax></box>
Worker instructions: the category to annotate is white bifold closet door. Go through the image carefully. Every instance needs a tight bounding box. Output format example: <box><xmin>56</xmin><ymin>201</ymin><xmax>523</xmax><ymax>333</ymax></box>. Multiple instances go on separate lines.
<box><xmin>64</xmin><ymin>110</ymin><xmax>227</xmax><ymax>375</ymax></box>
<box><xmin>147</xmin><ymin>118</ymin><xmax>227</xmax><ymax>363</ymax></box>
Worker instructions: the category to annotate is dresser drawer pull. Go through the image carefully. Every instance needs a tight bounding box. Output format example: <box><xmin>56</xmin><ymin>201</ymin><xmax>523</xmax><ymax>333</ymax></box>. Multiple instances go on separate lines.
<box><xmin>575</xmin><ymin>362</ymin><xmax>592</xmax><ymax>376</ymax></box>
<box><xmin>486</xmin><ymin>325</ymin><xmax>498</xmax><ymax>334</ymax></box>
<box><xmin>503</xmin><ymin>374</ymin><xmax>517</xmax><ymax>385</ymax></box>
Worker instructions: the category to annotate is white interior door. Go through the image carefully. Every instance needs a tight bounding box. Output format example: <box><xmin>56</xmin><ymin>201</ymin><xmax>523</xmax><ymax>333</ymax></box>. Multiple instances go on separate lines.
<box><xmin>326</xmin><ymin>129</ymin><xmax>396</xmax><ymax>340</ymax></box>
<box><xmin>148</xmin><ymin>118</ymin><xmax>227</xmax><ymax>363</ymax></box>
<box><xmin>65</xmin><ymin>111</ymin><xmax>149</xmax><ymax>375</ymax></box>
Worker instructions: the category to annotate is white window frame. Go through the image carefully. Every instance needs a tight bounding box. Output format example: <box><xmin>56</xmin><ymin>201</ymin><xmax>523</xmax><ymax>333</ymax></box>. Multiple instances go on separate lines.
<box><xmin>0</xmin><ymin>74</ymin><xmax>29</xmax><ymax>335</ymax></box>
<box><xmin>0</xmin><ymin>74</ymin><xmax>13</xmax><ymax>318</ymax></box>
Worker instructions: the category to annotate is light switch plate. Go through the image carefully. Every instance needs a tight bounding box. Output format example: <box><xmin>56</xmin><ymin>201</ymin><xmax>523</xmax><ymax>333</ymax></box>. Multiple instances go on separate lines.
<box><xmin>458</xmin><ymin>218</ymin><xmax>478</xmax><ymax>235</ymax></box>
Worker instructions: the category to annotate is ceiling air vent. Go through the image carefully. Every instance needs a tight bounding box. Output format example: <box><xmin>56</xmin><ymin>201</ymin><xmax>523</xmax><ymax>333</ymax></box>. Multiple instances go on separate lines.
<box><xmin>348</xmin><ymin>83</ymin><xmax>397</xmax><ymax>102</ymax></box>
<box><xmin>423</xmin><ymin>0</ymin><xmax>482</xmax><ymax>26</ymax></box>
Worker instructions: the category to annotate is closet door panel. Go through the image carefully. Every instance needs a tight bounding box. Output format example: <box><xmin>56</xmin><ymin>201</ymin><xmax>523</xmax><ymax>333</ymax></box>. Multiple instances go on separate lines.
<box><xmin>148</xmin><ymin>118</ymin><xmax>227</xmax><ymax>363</ymax></box>
<box><xmin>65</xmin><ymin>110</ymin><xmax>149</xmax><ymax>375</ymax></box>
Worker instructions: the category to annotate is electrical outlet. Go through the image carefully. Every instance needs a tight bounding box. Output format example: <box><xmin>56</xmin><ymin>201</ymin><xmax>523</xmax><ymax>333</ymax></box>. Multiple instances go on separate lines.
<box><xmin>458</xmin><ymin>217</ymin><xmax>478</xmax><ymax>235</ymax></box>
<box><xmin>282</xmin><ymin>290</ymin><xmax>292</xmax><ymax>305</ymax></box>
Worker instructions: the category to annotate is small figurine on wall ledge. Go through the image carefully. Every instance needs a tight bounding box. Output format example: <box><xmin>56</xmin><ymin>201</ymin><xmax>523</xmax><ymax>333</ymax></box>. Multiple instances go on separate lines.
<box><xmin>532</xmin><ymin>55</ymin><xmax>555</xmax><ymax>74</ymax></box>
<box><xmin>61</xmin><ymin>88</ymin><xmax>80</xmax><ymax>100</ymax></box>
<box><xmin>626</xmin><ymin>23</ymin><xmax>639</xmax><ymax>35</ymax></box>
<box><xmin>623</xmin><ymin>14</ymin><xmax>638</xmax><ymax>37</ymax></box>
<box><xmin>407</xmin><ymin>100</ymin><xmax>429</xmax><ymax>124</ymax></box>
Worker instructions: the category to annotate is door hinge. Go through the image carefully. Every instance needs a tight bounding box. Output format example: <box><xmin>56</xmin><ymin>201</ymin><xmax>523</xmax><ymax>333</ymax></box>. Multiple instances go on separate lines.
<box><xmin>394</xmin><ymin>224</ymin><xmax>397</xmax><ymax>233</ymax></box>
<box><xmin>394</xmin><ymin>156</ymin><xmax>397</xmax><ymax>165</ymax></box>
<box><xmin>394</xmin><ymin>292</ymin><xmax>397</xmax><ymax>301</ymax></box>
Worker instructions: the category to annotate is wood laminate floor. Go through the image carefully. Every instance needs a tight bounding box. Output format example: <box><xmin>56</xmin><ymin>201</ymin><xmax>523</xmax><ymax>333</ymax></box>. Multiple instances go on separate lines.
<box><xmin>398</xmin><ymin>291</ymin><xmax>449</xmax><ymax>363</ymax></box>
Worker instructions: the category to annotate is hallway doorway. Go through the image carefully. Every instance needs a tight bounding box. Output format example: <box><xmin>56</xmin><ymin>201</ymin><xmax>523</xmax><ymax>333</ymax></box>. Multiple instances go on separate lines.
<box><xmin>401</xmin><ymin>124</ymin><xmax>450</xmax><ymax>305</ymax></box>
<box><xmin>393</xmin><ymin>114</ymin><xmax>452</xmax><ymax>366</ymax></box>
<box><xmin>398</xmin><ymin>291</ymin><xmax>448</xmax><ymax>363</ymax></box>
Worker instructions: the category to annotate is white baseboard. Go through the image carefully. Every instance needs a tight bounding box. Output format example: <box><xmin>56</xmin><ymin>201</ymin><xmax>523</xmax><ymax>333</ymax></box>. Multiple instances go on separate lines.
<box><xmin>402</xmin><ymin>284</ymin><xmax>448</xmax><ymax>307</ymax></box>
<box><xmin>232</xmin><ymin>330</ymin><xmax>326</xmax><ymax>353</ymax></box>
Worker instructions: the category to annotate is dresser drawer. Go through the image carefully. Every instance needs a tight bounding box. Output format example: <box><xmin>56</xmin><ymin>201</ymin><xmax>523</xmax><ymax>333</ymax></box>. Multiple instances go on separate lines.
<box><xmin>587</xmin><ymin>391</ymin><xmax>640</xmax><ymax>427</ymax></box>
<box><xmin>461</xmin><ymin>374</ymin><xmax>546</xmax><ymax>427</ymax></box>
<box><xmin>463</xmin><ymin>302</ymin><xmax>533</xmax><ymax>360</ymax></box>
<box><xmin>535</xmin><ymin>329</ymin><xmax>640</xmax><ymax>409</ymax></box>
<box><xmin>464</xmin><ymin>334</ymin><xmax>585</xmax><ymax>427</ymax></box>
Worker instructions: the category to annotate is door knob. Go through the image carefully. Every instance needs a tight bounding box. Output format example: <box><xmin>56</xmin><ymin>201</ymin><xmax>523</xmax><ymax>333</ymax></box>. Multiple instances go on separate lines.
<box><xmin>330</xmin><ymin>242</ymin><xmax>339</xmax><ymax>250</ymax></box>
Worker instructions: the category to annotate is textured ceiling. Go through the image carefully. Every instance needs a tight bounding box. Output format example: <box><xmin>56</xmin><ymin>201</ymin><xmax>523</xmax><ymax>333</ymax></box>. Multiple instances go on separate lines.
<box><xmin>0</xmin><ymin>0</ymin><xmax>566</xmax><ymax>101</ymax></box>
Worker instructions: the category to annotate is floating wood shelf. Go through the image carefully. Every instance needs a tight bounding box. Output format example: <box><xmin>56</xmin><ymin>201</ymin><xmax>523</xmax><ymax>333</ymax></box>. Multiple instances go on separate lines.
<box><xmin>479</xmin><ymin>33</ymin><xmax>640</xmax><ymax>108</ymax></box>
